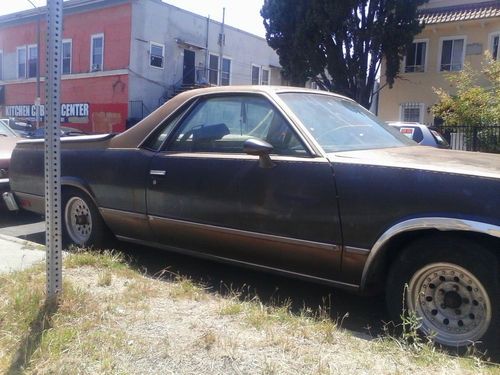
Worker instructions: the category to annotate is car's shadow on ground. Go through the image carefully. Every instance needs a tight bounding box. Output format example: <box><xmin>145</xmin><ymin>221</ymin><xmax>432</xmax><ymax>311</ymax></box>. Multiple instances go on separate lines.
<box><xmin>17</xmin><ymin>229</ymin><xmax>500</xmax><ymax>360</ymax></box>
<box><xmin>112</xmin><ymin>239</ymin><xmax>389</xmax><ymax>339</ymax></box>
<box><xmin>15</xmin><ymin>227</ymin><xmax>392</xmax><ymax>339</ymax></box>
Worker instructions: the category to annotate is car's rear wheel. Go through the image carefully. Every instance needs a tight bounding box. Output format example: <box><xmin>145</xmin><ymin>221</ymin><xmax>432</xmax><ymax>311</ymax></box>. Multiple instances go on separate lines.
<box><xmin>386</xmin><ymin>236</ymin><xmax>499</xmax><ymax>351</ymax></box>
<box><xmin>62</xmin><ymin>189</ymin><xmax>106</xmax><ymax>248</ymax></box>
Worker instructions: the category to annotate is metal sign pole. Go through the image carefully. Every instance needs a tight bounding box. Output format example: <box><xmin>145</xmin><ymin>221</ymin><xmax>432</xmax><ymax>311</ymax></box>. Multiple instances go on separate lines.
<box><xmin>45</xmin><ymin>0</ymin><xmax>63</xmax><ymax>298</ymax></box>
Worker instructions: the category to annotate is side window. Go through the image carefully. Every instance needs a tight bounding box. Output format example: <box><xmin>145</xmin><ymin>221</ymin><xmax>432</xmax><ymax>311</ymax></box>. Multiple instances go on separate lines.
<box><xmin>91</xmin><ymin>34</ymin><xmax>104</xmax><ymax>71</ymax></box>
<box><xmin>150</xmin><ymin>42</ymin><xmax>164</xmax><ymax>68</ymax></box>
<box><xmin>405</xmin><ymin>40</ymin><xmax>427</xmax><ymax>73</ymax></box>
<box><xmin>492</xmin><ymin>33</ymin><xmax>499</xmax><ymax>60</ymax></box>
<box><xmin>167</xmin><ymin>95</ymin><xmax>307</xmax><ymax>156</ymax></box>
<box><xmin>62</xmin><ymin>39</ymin><xmax>72</xmax><ymax>74</ymax></box>
<box><xmin>17</xmin><ymin>46</ymin><xmax>26</xmax><ymax>79</ymax></box>
<box><xmin>440</xmin><ymin>38</ymin><xmax>464</xmax><ymax>72</ymax></box>
<box><xmin>142</xmin><ymin>109</ymin><xmax>186</xmax><ymax>151</ymax></box>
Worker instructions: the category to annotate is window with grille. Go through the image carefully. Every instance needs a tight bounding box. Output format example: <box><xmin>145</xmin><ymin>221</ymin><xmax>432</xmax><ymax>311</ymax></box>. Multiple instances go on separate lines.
<box><xmin>405</xmin><ymin>41</ymin><xmax>427</xmax><ymax>72</ymax></box>
<box><xmin>400</xmin><ymin>103</ymin><xmax>423</xmax><ymax>123</ymax></box>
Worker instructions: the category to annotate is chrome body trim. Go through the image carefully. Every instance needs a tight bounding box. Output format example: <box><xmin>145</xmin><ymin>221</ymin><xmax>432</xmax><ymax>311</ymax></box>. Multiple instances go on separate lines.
<box><xmin>360</xmin><ymin>217</ymin><xmax>500</xmax><ymax>289</ymax></box>
<box><xmin>18</xmin><ymin>133</ymin><xmax>113</xmax><ymax>144</ymax></box>
<box><xmin>344</xmin><ymin>246</ymin><xmax>370</xmax><ymax>255</ymax></box>
<box><xmin>99</xmin><ymin>207</ymin><xmax>148</xmax><ymax>220</ymax></box>
<box><xmin>148</xmin><ymin>215</ymin><xmax>340</xmax><ymax>252</ymax></box>
<box><xmin>116</xmin><ymin>235</ymin><xmax>359</xmax><ymax>291</ymax></box>
<box><xmin>152</xmin><ymin>152</ymin><xmax>329</xmax><ymax>163</ymax></box>
<box><xmin>149</xmin><ymin>170</ymin><xmax>167</xmax><ymax>176</ymax></box>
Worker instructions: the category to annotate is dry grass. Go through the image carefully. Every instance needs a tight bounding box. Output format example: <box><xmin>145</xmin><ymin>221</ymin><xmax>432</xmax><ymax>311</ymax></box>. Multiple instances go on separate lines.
<box><xmin>0</xmin><ymin>250</ymin><xmax>499</xmax><ymax>375</ymax></box>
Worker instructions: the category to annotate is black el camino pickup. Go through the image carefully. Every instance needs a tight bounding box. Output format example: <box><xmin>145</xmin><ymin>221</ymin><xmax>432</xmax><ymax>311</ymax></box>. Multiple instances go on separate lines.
<box><xmin>5</xmin><ymin>86</ymin><xmax>500</xmax><ymax>351</ymax></box>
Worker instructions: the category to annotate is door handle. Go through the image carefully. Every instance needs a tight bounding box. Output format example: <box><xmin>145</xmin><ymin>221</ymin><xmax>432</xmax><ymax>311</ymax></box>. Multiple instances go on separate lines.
<box><xmin>150</xmin><ymin>170</ymin><xmax>166</xmax><ymax>176</ymax></box>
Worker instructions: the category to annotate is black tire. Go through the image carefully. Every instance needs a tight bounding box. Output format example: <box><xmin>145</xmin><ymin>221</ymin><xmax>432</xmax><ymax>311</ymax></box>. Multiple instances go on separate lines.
<box><xmin>62</xmin><ymin>188</ymin><xmax>107</xmax><ymax>248</ymax></box>
<box><xmin>386</xmin><ymin>235</ymin><xmax>499</xmax><ymax>354</ymax></box>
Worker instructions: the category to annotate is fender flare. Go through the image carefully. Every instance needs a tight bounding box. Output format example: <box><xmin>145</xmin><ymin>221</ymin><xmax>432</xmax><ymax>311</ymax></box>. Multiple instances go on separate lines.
<box><xmin>61</xmin><ymin>177</ymin><xmax>97</xmax><ymax>206</ymax></box>
<box><xmin>360</xmin><ymin>217</ymin><xmax>500</xmax><ymax>291</ymax></box>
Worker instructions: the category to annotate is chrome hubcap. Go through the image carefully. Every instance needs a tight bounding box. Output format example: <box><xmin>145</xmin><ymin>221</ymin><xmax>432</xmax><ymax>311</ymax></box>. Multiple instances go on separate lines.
<box><xmin>408</xmin><ymin>263</ymin><xmax>491</xmax><ymax>346</ymax></box>
<box><xmin>65</xmin><ymin>197</ymin><xmax>92</xmax><ymax>245</ymax></box>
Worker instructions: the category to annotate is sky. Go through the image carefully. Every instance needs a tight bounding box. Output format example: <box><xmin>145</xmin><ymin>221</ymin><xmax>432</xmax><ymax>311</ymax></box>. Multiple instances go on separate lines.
<box><xmin>0</xmin><ymin>0</ymin><xmax>267</xmax><ymax>38</ymax></box>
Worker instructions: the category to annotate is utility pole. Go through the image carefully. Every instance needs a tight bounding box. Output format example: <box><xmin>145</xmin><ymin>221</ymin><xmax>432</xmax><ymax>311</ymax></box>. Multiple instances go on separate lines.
<box><xmin>218</xmin><ymin>8</ymin><xmax>225</xmax><ymax>86</ymax></box>
<box><xmin>45</xmin><ymin>0</ymin><xmax>63</xmax><ymax>299</ymax></box>
<box><xmin>26</xmin><ymin>0</ymin><xmax>42</xmax><ymax>129</ymax></box>
<box><xmin>205</xmin><ymin>15</ymin><xmax>210</xmax><ymax>84</ymax></box>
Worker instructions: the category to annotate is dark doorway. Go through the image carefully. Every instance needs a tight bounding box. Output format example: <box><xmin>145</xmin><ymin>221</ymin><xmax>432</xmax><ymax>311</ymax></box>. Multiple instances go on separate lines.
<box><xmin>183</xmin><ymin>49</ymin><xmax>195</xmax><ymax>84</ymax></box>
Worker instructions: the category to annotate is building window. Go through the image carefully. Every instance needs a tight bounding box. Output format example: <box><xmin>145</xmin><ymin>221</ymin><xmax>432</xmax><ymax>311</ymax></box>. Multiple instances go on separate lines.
<box><xmin>0</xmin><ymin>50</ymin><xmax>3</xmax><ymax>80</ymax></box>
<box><xmin>209</xmin><ymin>54</ymin><xmax>219</xmax><ymax>85</ymax></box>
<box><xmin>491</xmin><ymin>33</ymin><xmax>499</xmax><ymax>60</ymax></box>
<box><xmin>90</xmin><ymin>34</ymin><xmax>104</xmax><ymax>72</ymax></box>
<box><xmin>400</xmin><ymin>103</ymin><xmax>423</xmax><ymax>123</ymax></box>
<box><xmin>221</xmin><ymin>58</ymin><xmax>231</xmax><ymax>86</ymax></box>
<box><xmin>150</xmin><ymin>42</ymin><xmax>164</xmax><ymax>68</ymax></box>
<box><xmin>28</xmin><ymin>45</ymin><xmax>38</xmax><ymax>78</ymax></box>
<box><xmin>62</xmin><ymin>39</ymin><xmax>72</xmax><ymax>74</ymax></box>
<box><xmin>440</xmin><ymin>37</ymin><xmax>465</xmax><ymax>72</ymax></box>
<box><xmin>405</xmin><ymin>40</ymin><xmax>427</xmax><ymax>72</ymax></box>
<box><xmin>17</xmin><ymin>46</ymin><xmax>27</xmax><ymax>79</ymax></box>
<box><xmin>262</xmin><ymin>68</ymin><xmax>270</xmax><ymax>85</ymax></box>
<box><xmin>251</xmin><ymin>65</ymin><xmax>260</xmax><ymax>85</ymax></box>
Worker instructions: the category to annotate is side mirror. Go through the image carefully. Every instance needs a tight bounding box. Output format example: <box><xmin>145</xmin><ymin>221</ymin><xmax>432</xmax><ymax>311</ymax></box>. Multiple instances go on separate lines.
<box><xmin>243</xmin><ymin>138</ymin><xmax>275</xmax><ymax>169</ymax></box>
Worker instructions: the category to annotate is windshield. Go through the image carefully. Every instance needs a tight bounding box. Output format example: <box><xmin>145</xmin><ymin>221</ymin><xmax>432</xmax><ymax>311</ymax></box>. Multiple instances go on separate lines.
<box><xmin>0</xmin><ymin>121</ymin><xmax>16</xmax><ymax>137</ymax></box>
<box><xmin>279</xmin><ymin>93</ymin><xmax>415</xmax><ymax>152</ymax></box>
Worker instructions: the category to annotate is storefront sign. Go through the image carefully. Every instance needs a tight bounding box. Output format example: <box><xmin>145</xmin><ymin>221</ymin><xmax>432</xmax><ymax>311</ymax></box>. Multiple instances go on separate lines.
<box><xmin>60</xmin><ymin>103</ymin><xmax>89</xmax><ymax>117</ymax></box>
<box><xmin>5</xmin><ymin>104</ymin><xmax>46</xmax><ymax>117</ymax></box>
<box><xmin>4</xmin><ymin>102</ymin><xmax>89</xmax><ymax>119</ymax></box>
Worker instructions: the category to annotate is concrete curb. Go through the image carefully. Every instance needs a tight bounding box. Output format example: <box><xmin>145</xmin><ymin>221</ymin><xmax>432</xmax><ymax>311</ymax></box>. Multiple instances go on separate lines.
<box><xmin>0</xmin><ymin>234</ymin><xmax>46</xmax><ymax>274</ymax></box>
<box><xmin>0</xmin><ymin>233</ymin><xmax>46</xmax><ymax>250</ymax></box>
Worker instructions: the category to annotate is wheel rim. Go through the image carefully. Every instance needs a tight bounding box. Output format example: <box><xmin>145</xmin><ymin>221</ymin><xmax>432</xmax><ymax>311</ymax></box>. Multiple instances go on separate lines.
<box><xmin>407</xmin><ymin>262</ymin><xmax>491</xmax><ymax>347</ymax></box>
<box><xmin>64</xmin><ymin>196</ymin><xmax>93</xmax><ymax>245</ymax></box>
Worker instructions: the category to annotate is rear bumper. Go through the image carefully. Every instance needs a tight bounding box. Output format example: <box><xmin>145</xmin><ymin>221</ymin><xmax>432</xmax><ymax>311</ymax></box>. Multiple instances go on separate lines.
<box><xmin>2</xmin><ymin>191</ymin><xmax>19</xmax><ymax>211</ymax></box>
<box><xmin>10</xmin><ymin>191</ymin><xmax>45</xmax><ymax>214</ymax></box>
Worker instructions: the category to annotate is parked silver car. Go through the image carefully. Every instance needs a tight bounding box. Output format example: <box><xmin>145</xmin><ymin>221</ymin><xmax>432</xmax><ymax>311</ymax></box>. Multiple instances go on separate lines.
<box><xmin>387</xmin><ymin>122</ymin><xmax>450</xmax><ymax>149</ymax></box>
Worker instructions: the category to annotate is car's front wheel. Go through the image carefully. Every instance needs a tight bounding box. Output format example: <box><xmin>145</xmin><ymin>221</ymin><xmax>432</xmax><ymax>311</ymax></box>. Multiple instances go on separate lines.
<box><xmin>386</xmin><ymin>236</ymin><xmax>499</xmax><ymax>352</ymax></box>
<box><xmin>62</xmin><ymin>189</ymin><xmax>106</xmax><ymax>248</ymax></box>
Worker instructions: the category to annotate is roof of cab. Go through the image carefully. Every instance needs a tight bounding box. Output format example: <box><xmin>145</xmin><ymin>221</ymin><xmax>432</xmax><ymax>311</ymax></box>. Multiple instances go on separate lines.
<box><xmin>110</xmin><ymin>85</ymin><xmax>350</xmax><ymax>149</ymax></box>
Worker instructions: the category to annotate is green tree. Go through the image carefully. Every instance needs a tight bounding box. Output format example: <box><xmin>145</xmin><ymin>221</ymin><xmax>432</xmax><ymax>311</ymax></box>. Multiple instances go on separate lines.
<box><xmin>431</xmin><ymin>54</ymin><xmax>500</xmax><ymax>126</ymax></box>
<box><xmin>261</xmin><ymin>0</ymin><xmax>427</xmax><ymax>109</ymax></box>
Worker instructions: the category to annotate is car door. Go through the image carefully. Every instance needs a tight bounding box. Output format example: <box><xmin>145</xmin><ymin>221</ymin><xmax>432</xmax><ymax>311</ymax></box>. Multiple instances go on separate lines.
<box><xmin>146</xmin><ymin>94</ymin><xmax>342</xmax><ymax>279</ymax></box>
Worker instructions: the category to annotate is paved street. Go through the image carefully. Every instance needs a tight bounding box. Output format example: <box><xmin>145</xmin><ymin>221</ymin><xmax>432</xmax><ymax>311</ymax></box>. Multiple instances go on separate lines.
<box><xmin>0</xmin><ymin>209</ymin><xmax>45</xmax><ymax>244</ymax></box>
